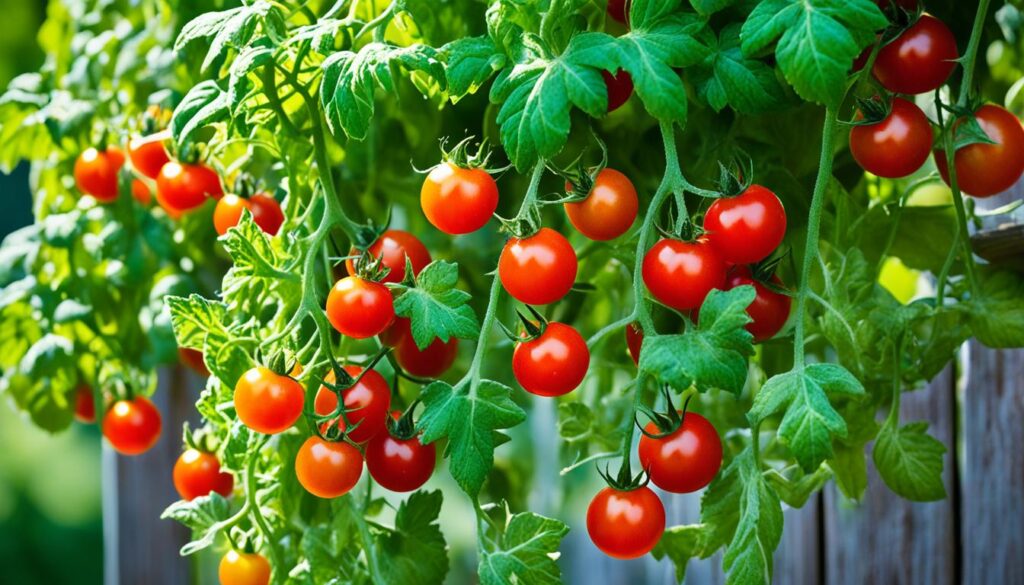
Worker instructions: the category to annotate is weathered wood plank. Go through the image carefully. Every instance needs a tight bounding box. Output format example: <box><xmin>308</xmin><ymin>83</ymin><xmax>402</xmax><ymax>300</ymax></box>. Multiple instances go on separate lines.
<box><xmin>774</xmin><ymin>495</ymin><xmax>821</xmax><ymax>584</ymax></box>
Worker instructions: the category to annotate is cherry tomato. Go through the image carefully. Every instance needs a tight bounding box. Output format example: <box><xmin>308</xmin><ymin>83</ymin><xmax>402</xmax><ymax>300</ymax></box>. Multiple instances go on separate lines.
<box><xmin>393</xmin><ymin>320</ymin><xmax>459</xmax><ymax>379</ymax></box>
<box><xmin>703</xmin><ymin>184</ymin><xmax>787</xmax><ymax>265</ymax></box>
<box><xmin>725</xmin><ymin>266</ymin><xmax>792</xmax><ymax>342</ymax></box>
<box><xmin>315</xmin><ymin>366</ymin><xmax>392</xmax><ymax>444</ymax></box>
<box><xmin>179</xmin><ymin>347</ymin><xmax>210</xmax><ymax>377</ymax></box>
<box><xmin>74</xmin><ymin>386</ymin><xmax>96</xmax><ymax>423</ymax></box>
<box><xmin>512</xmin><ymin>322</ymin><xmax>589</xmax><ymax>397</ymax></box>
<box><xmin>564</xmin><ymin>168</ymin><xmax>638</xmax><ymax>241</ymax></box>
<box><xmin>326</xmin><ymin>276</ymin><xmax>395</xmax><ymax>339</ymax></box>
<box><xmin>131</xmin><ymin>179</ymin><xmax>152</xmax><ymax>205</ymax></box>
<box><xmin>873</xmin><ymin>14</ymin><xmax>958</xmax><ymax>95</ymax></box>
<box><xmin>935</xmin><ymin>104</ymin><xmax>1024</xmax><ymax>197</ymax></box>
<box><xmin>625</xmin><ymin>323</ymin><xmax>643</xmax><ymax>365</ymax></box>
<box><xmin>642</xmin><ymin>238</ymin><xmax>726</xmax><ymax>311</ymax></box>
<box><xmin>602</xmin><ymin>70</ymin><xmax>634</xmax><ymax>113</ymax></box>
<box><xmin>156</xmin><ymin>161</ymin><xmax>223</xmax><ymax>212</ymax></box>
<box><xmin>127</xmin><ymin>136</ymin><xmax>170</xmax><ymax>180</ymax></box>
<box><xmin>365</xmin><ymin>428</ymin><xmax>436</xmax><ymax>492</ymax></box>
<box><xmin>233</xmin><ymin>367</ymin><xmax>305</xmax><ymax>434</ymax></box>
<box><xmin>346</xmin><ymin>229</ymin><xmax>431</xmax><ymax>284</ymax></box>
<box><xmin>295</xmin><ymin>436</ymin><xmax>363</xmax><ymax>498</ymax></box>
<box><xmin>850</xmin><ymin>98</ymin><xmax>933</xmax><ymax>178</ymax></box>
<box><xmin>638</xmin><ymin>411</ymin><xmax>723</xmax><ymax>494</ymax></box>
<box><xmin>213</xmin><ymin>193</ymin><xmax>285</xmax><ymax>236</ymax></box>
<box><xmin>74</xmin><ymin>147</ymin><xmax>125</xmax><ymax>202</ymax></box>
<box><xmin>219</xmin><ymin>550</ymin><xmax>271</xmax><ymax>585</ymax></box>
<box><xmin>421</xmin><ymin>163</ymin><xmax>499</xmax><ymax>234</ymax></box>
<box><xmin>607</xmin><ymin>0</ymin><xmax>628</xmax><ymax>23</ymax></box>
<box><xmin>103</xmin><ymin>396</ymin><xmax>162</xmax><ymax>455</ymax></box>
<box><xmin>498</xmin><ymin>227</ymin><xmax>578</xmax><ymax>305</ymax></box>
<box><xmin>173</xmin><ymin>449</ymin><xmax>234</xmax><ymax>501</ymax></box>
<box><xmin>379</xmin><ymin>316</ymin><xmax>411</xmax><ymax>347</ymax></box>
<box><xmin>587</xmin><ymin>486</ymin><xmax>665</xmax><ymax>559</ymax></box>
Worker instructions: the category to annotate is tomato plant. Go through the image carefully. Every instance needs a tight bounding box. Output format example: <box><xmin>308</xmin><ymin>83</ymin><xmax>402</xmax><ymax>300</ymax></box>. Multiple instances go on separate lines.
<box><xmin>873</xmin><ymin>14</ymin><xmax>959</xmax><ymax>95</ymax></box>
<box><xmin>850</xmin><ymin>97</ymin><xmax>934</xmax><ymax>179</ymax></box>
<box><xmin>102</xmin><ymin>397</ymin><xmax>162</xmax><ymax>456</ymax></box>
<box><xmin>295</xmin><ymin>436</ymin><xmax>364</xmax><ymax>498</ymax></box>
<box><xmin>173</xmin><ymin>448</ymin><xmax>234</xmax><ymax>501</ymax></box>
<box><xmin>233</xmin><ymin>367</ymin><xmax>305</xmax><ymax>435</ymax></box>
<box><xmin>315</xmin><ymin>366</ymin><xmax>392</xmax><ymax>444</ymax></box>
<box><xmin>587</xmin><ymin>486</ymin><xmax>666</xmax><ymax>559</ymax></box>
<box><xmin>499</xmin><ymin>227</ymin><xmax>578</xmax><ymax>305</ymax></box>
<box><xmin>564</xmin><ymin>168</ymin><xmax>638</xmax><ymax>240</ymax></box>
<box><xmin>642</xmin><ymin>237</ymin><xmax>726</xmax><ymax>310</ymax></box>
<box><xmin>638</xmin><ymin>410</ymin><xmax>723</xmax><ymax>493</ymax></box>
<box><xmin>935</xmin><ymin>104</ymin><xmax>1024</xmax><ymax>197</ymax></box>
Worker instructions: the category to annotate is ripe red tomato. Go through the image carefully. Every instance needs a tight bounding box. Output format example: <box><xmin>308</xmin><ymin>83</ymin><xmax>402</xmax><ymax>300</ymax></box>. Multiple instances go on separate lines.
<box><xmin>564</xmin><ymin>168</ymin><xmax>638</xmax><ymax>241</ymax></box>
<box><xmin>725</xmin><ymin>266</ymin><xmax>792</xmax><ymax>342</ymax></box>
<box><xmin>213</xmin><ymin>193</ymin><xmax>285</xmax><ymax>236</ymax></box>
<box><xmin>346</xmin><ymin>229</ymin><xmax>431</xmax><ymax>284</ymax></box>
<box><xmin>103</xmin><ymin>396</ymin><xmax>162</xmax><ymax>455</ymax></box>
<box><xmin>131</xmin><ymin>179</ymin><xmax>151</xmax><ymax>205</ymax></box>
<box><xmin>393</xmin><ymin>322</ymin><xmax>459</xmax><ymax>379</ymax></box>
<box><xmin>173</xmin><ymin>448</ymin><xmax>234</xmax><ymax>501</ymax></box>
<box><xmin>326</xmin><ymin>276</ymin><xmax>395</xmax><ymax>339</ymax></box>
<box><xmin>421</xmin><ymin>163</ymin><xmax>499</xmax><ymax>234</ymax></box>
<box><xmin>156</xmin><ymin>161</ymin><xmax>223</xmax><ymax>211</ymax></box>
<box><xmin>75</xmin><ymin>147</ymin><xmax>125</xmax><ymax>202</ymax></box>
<box><xmin>219</xmin><ymin>550</ymin><xmax>271</xmax><ymax>585</ymax></box>
<box><xmin>638</xmin><ymin>412</ymin><xmax>723</xmax><ymax>493</ymax></box>
<box><xmin>365</xmin><ymin>428</ymin><xmax>436</xmax><ymax>492</ymax></box>
<box><xmin>233</xmin><ymin>367</ymin><xmax>305</xmax><ymax>434</ymax></box>
<box><xmin>74</xmin><ymin>386</ymin><xmax>96</xmax><ymax>423</ymax></box>
<box><xmin>642</xmin><ymin>238</ymin><xmax>726</xmax><ymax>311</ymax></box>
<box><xmin>512</xmin><ymin>322</ymin><xmax>589</xmax><ymax>397</ymax></box>
<box><xmin>873</xmin><ymin>14</ymin><xmax>958</xmax><ymax>95</ymax></box>
<box><xmin>295</xmin><ymin>436</ymin><xmax>363</xmax><ymax>498</ymax></box>
<box><xmin>315</xmin><ymin>366</ymin><xmax>392</xmax><ymax>443</ymax></box>
<box><xmin>179</xmin><ymin>347</ymin><xmax>210</xmax><ymax>377</ymax></box>
<box><xmin>607</xmin><ymin>0</ymin><xmax>627</xmax><ymax>23</ymax></box>
<box><xmin>127</xmin><ymin>136</ymin><xmax>171</xmax><ymax>180</ymax></box>
<box><xmin>625</xmin><ymin>323</ymin><xmax>643</xmax><ymax>365</ymax></box>
<box><xmin>703</xmin><ymin>185</ymin><xmax>787</xmax><ymax>265</ymax></box>
<box><xmin>587</xmin><ymin>486</ymin><xmax>665</xmax><ymax>559</ymax></box>
<box><xmin>378</xmin><ymin>316</ymin><xmax>411</xmax><ymax>347</ymax></box>
<box><xmin>935</xmin><ymin>104</ymin><xmax>1024</xmax><ymax>197</ymax></box>
<box><xmin>498</xmin><ymin>227</ymin><xmax>578</xmax><ymax>305</ymax></box>
<box><xmin>602</xmin><ymin>70</ymin><xmax>633</xmax><ymax>113</ymax></box>
<box><xmin>850</xmin><ymin>98</ymin><xmax>933</xmax><ymax>178</ymax></box>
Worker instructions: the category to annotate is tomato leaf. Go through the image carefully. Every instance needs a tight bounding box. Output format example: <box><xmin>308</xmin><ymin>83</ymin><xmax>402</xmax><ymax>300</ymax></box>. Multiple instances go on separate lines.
<box><xmin>827</xmin><ymin>401</ymin><xmax>879</xmax><ymax>501</ymax></box>
<box><xmin>161</xmin><ymin>493</ymin><xmax>232</xmax><ymax>556</ymax></box>
<box><xmin>7</xmin><ymin>333</ymin><xmax>77</xmax><ymax>432</ymax></box>
<box><xmin>442</xmin><ymin>36</ymin><xmax>507</xmax><ymax>101</ymax></box>
<box><xmin>167</xmin><ymin>295</ymin><xmax>254</xmax><ymax>386</ymax></box>
<box><xmin>765</xmin><ymin>464</ymin><xmax>832</xmax><ymax>507</ymax></box>
<box><xmin>966</xmin><ymin>268</ymin><xmax>1024</xmax><ymax>348</ymax></box>
<box><xmin>715</xmin><ymin>449</ymin><xmax>784</xmax><ymax>585</ymax></box>
<box><xmin>873</xmin><ymin>420</ymin><xmax>947</xmax><ymax>502</ymax></box>
<box><xmin>478</xmin><ymin>508</ymin><xmax>569</xmax><ymax>585</ymax></box>
<box><xmin>689</xmin><ymin>0</ymin><xmax>739</xmax><ymax>14</ymax></box>
<box><xmin>691</xmin><ymin>24</ymin><xmax>788</xmax><ymax>114</ymax></box>
<box><xmin>172</xmin><ymin>80</ymin><xmax>230</xmax><ymax>151</ymax></box>
<box><xmin>639</xmin><ymin>286</ymin><xmax>756</xmax><ymax>395</ymax></box>
<box><xmin>377</xmin><ymin>490</ymin><xmax>450</xmax><ymax>585</ymax></box>
<box><xmin>393</xmin><ymin>260</ymin><xmax>480</xmax><ymax>349</ymax></box>
<box><xmin>175</xmin><ymin>2</ymin><xmax>277</xmax><ymax>73</ymax></box>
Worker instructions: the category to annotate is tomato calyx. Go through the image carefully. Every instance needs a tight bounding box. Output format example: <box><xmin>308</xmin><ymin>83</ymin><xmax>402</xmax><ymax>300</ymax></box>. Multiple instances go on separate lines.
<box><xmin>939</xmin><ymin>101</ymin><xmax>1000</xmax><ymax>153</ymax></box>
<box><xmin>385</xmin><ymin>400</ymin><xmax>421</xmax><ymax>441</ymax></box>
<box><xmin>182</xmin><ymin>421</ymin><xmax>223</xmax><ymax>454</ymax></box>
<box><xmin>712</xmin><ymin>150</ymin><xmax>754</xmax><ymax>198</ymax></box>
<box><xmin>846</xmin><ymin>96</ymin><xmax>893</xmax><ymax>126</ymax></box>
<box><xmin>597</xmin><ymin>453</ymin><xmax>651</xmax><ymax>492</ymax></box>
<box><xmin>262</xmin><ymin>348</ymin><xmax>302</xmax><ymax>378</ymax></box>
<box><xmin>316</xmin><ymin>349</ymin><xmax>390</xmax><ymax>440</ymax></box>
<box><xmin>437</xmin><ymin>135</ymin><xmax>501</xmax><ymax>172</ymax></box>
<box><xmin>497</xmin><ymin>305</ymin><xmax>548</xmax><ymax>344</ymax></box>
<box><xmin>348</xmin><ymin>245</ymin><xmax>403</xmax><ymax>283</ymax></box>
<box><xmin>549</xmin><ymin>136</ymin><xmax>610</xmax><ymax>204</ymax></box>
<box><xmin>635</xmin><ymin>387</ymin><xmax>692</xmax><ymax>440</ymax></box>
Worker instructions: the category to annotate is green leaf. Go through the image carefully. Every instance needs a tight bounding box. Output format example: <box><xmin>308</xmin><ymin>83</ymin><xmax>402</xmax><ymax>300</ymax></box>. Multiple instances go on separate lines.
<box><xmin>639</xmin><ymin>286</ymin><xmax>756</xmax><ymax>395</ymax></box>
<box><xmin>689</xmin><ymin>0</ymin><xmax>738</xmax><ymax>14</ymax></box>
<box><xmin>691</xmin><ymin>24</ymin><xmax>787</xmax><ymax>114</ymax></box>
<box><xmin>172</xmin><ymin>80</ymin><xmax>229</xmax><ymax>151</ymax></box>
<box><xmin>167</xmin><ymin>294</ymin><xmax>229</xmax><ymax>349</ymax></box>
<box><xmin>765</xmin><ymin>465</ymin><xmax>832</xmax><ymax>507</ymax></box>
<box><xmin>873</xmin><ymin>420</ymin><xmax>947</xmax><ymax>502</ymax></box>
<box><xmin>827</xmin><ymin>401</ymin><xmax>879</xmax><ymax>501</ymax></box>
<box><xmin>393</xmin><ymin>261</ymin><xmax>480</xmax><ymax>349</ymax></box>
<box><xmin>175</xmin><ymin>2</ymin><xmax>275</xmax><ymax>72</ymax></box>
<box><xmin>161</xmin><ymin>493</ymin><xmax>232</xmax><ymax>555</ymax></box>
<box><xmin>652</xmin><ymin>524</ymin><xmax>716</xmax><ymax>583</ymax></box>
<box><xmin>418</xmin><ymin>379</ymin><xmax>526</xmax><ymax>496</ymax></box>
<box><xmin>443</xmin><ymin>36</ymin><xmax>507</xmax><ymax>101</ymax></box>
<box><xmin>967</xmin><ymin>268</ymin><xmax>1024</xmax><ymax>348</ymax></box>
<box><xmin>749</xmin><ymin>363</ymin><xmax>865</xmax><ymax>471</ymax></box>
<box><xmin>377</xmin><ymin>490</ymin><xmax>449</xmax><ymax>585</ymax></box>
<box><xmin>8</xmin><ymin>333</ymin><xmax>77</xmax><ymax>432</ymax></box>
<box><xmin>478</xmin><ymin>509</ymin><xmax>569</xmax><ymax>585</ymax></box>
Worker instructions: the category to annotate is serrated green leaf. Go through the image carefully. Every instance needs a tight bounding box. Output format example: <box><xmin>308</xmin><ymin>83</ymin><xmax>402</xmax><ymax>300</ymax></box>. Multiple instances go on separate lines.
<box><xmin>393</xmin><ymin>261</ymin><xmax>480</xmax><ymax>349</ymax></box>
<box><xmin>175</xmin><ymin>2</ymin><xmax>275</xmax><ymax>73</ymax></box>
<box><xmin>652</xmin><ymin>524</ymin><xmax>716</xmax><ymax>583</ymax></box>
<box><xmin>689</xmin><ymin>0</ymin><xmax>738</xmax><ymax>14</ymax></box>
<box><xmin>766</xmin><ymin>465</ymin><xmax>832</xmax><ymax>507</ymax></box>
<box><xmin>161</xmin><ymin>493</ymin><xmax>232</xmax><ymax>555</ymax></box>
<box><xmin>873</xmin><ymin>420</ymin><xmax>946</xmax><ymax>502</ymax></box>
<box><xmin>172</xmin><ymin>80</ymin><xmax>229</xmax><ymax>151</ymax></box>
<box><xmin>377</xmin><ymin>490</ymin><xmax>449</xmax><ymax>585</ymax></box>
<box><xmin>167</xmin><ymin>294</ymin><xmax>229</xmax><ymax>349</ymax></box>
<box><xmin>692</xmin><ymin>24</ymin><xmax>787</xmax><ymax>114</ymax></box>
<box><xmin>967</xmin><ymin>268</ymin><xmax>1024</xmax><ymax>348</ymax></box>
<box><xmin>443</xmin><ymin>36</ymin><xmax>506</xmax><ymax>101</ymax></box>
<box><xmin>478</xmin><ymin>510</ymin><xmax>569</xmax><ymax>585</ymax></box>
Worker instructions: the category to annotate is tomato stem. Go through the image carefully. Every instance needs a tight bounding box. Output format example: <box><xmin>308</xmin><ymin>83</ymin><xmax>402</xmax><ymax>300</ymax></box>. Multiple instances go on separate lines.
<box><xmin>934</xmin><ymin>91</ymin><xmax>980</xmax><ymax>296</ymax></box>
<box><xmin>958</xmin><ymin>0</ymin><xmax>991</xmax><ymax>107</ymax></box>
<box><xmin>245</xmin><ymin>435</ymin><xmax>286</xmax><ymax>583</ymax></box>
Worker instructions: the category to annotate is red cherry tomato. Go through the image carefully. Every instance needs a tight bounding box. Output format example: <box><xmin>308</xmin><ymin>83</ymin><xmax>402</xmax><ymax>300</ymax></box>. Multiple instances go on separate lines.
<box><xmin>602</xmin><ymin>70</ymin><xmax>634</xmax><ymax>113</ymax></box>
<box><xmin>512</xmin><ymin>322</ymin><xmax>589</xmax><ymax>397</ymax></box>
<box><xmin>315</xmin><ymin>366</ymin><xmax>392</xmax><ymax>444</ymax></box>
<box><xmin>625</xmin><ymin>323</ymin><xmax>643</xmax><ymax>365</ymax></box>
<box><xmin>393</xmin><ymin>320</ymin><xmax>459</xmax><ymax>379</ymax></box>
<box><xmin>378</xmin><ymin>316</ymin><xmax>411</xmax><ymax>348</ymax></box>
<box><xmin>725</xmin><ymin>266</ymin><xmax>792</xmax><ymax>342</ymax></box>
<box><xmin>420</xmin><ymin>163</ymin><xmax>499</xmax><ymax>234</ymax></box>
<box><xmin>233</xmin><ymin>367</ymin><xmax>305</xmax><ymax>435</ymax></box>
<box><xmin>179</xmin><ymin>347</ymin><xmax>210</xmax><ymax>377</ymax></box>
<box><xmin>642</xmin><ymin>238</ymin><xmax>726</xmax><ymax>311</ymax></box>
<box><xmin>850</xmin><ymin>98</ymin><xmax>933</xmax><ymax>178</ymax></box>
<box><xmin>74</xmin><ymin>386</ymin><xmax>96</xmax><ymax>423</ymax></box>
<box><xmin>213</xmin><ymin>193</ymin><xmax>285</xmax><ymax>236</ymax></box>
<box><xmin>326</xmin><ymin>276</ymin><xmax>395</xmax><ymax>339</ymax></box>
<box><xmin>346</xmin><ymin>229</ymin><xmax>432</xmax><ymax>284</ymax></box>
<box><xmin>173</xmin><ymin>448</ymin><xmax>234</xmax><ymax>501</ymax></box>
<box><xmin>498</xmin><ymin>227</ymin><xmax>578</xmax><ymax>305</ymax></box>
<box><xmin>295</xmin><ymin>436</ymin><xmax>363</xmax><ymax>498</ymax></box>
<box><xmin>75</xmin><ymin>147</ymin><xmax>125</xmax><ymax>202</ymax></box>
<box><xmin>127</xmin><ymin>136</ymin><xmax>171</xmax><ymax>180</ymax></box>
<box><xmin>935</xmin><ymin>104</ymin><xmax>1024</xmax><ymax>197</ymax></box>
<box><xmin>219</xmin><ymin>550</ymin><xmax>271</xmax><ymax>585</ymax></box>
<box><xmin>131</xmin><ymin>179</ymin><xmax>152</xmax><ymax>205</ymax></box>
<box><xmin>103</xmin><ymin>396</ymin><xmax>162</xmax><ymax>455</ymax></box>
<box><xmin>365</xmin><ymin>428</ymin><xmax>436</xmax><ymax>492</ymax></box>
<box><xmin>587</xmin><ymin>486</ymin><xmax>665</xmax><ymax>559</ymax></box>
<box><xmin>156</xmin><ymin>161</ymin><xmax>223</xmax><ymax>212</ymax></box>
<box><xmin>703</xmin><ymin>184</ymin><xmax>787</xmax><ymax>265</ymax></box>
<box><xmin>564</xmin><ymin>168</ymin><xmax>638</xmax><ymax>241</ymax></box>
<box><xmin>638</xmin><ymin>411</ymin><xmax>723</xmax><ymax>494</ymax></box>
<box><xmin>873</xmin><ymin>14</ymin><xmax>958</xmax><ymax>95</ymax></box>
<box><xmin>607</xmin><ymin>0</ymin><xmax>628</xmax><ymax>23</ymax></box>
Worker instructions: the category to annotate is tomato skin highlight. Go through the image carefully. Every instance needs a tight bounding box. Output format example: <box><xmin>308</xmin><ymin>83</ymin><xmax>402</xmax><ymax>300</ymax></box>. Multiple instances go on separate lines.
<box><xmin>601</xmin><ymin>70</ymin><xmax>634</xmax><ymax>113</ymax></box>
<box><xmin>587</xmin><ymin>486</ymin><xmax>665</xmax><ymax>559</ymax></box>
<box><xmin>625</xmin><ymin>322</ymin><xmax>643</xmax><ymax>365</ymax></box>
<box><xmin>499</xmin><ymin>227</ymin><xmax>578</xmax><ymax>305</ymax></box>
<box><xmin>365</xmin><ymin>430</ymin><xmax>436</xmax><ymax>492</ymax></box>
<box><xmin>935</xmin><ymin>104</ymin><xmax>1024</xmax><ymax>198</ymax></box>
<box><xmin>638</xmin><ymin>412</ymin><xmax>723</xmax><ymax>494</ymax></box>
<box><xmin>326</xmin><ymin>276</ymin><xmax>395</xmax><ymax>339</ymax></box>
<box><xmin>642</xmin><ymin>238</ymin><xmax>726</xmax><ymax>311</ymax></box>
<box><xmin>233</xmin><ymin>367</ymin><xmax>305</xmax><ymax>435</ymax></box>
<box><xmin>316</xmin><ymin>366</ymin><xmax>392</xmax><ymax>444</ymax></box>
<box><xmin>346</xmin><ymin>229</ymin><xmax>431</xmax><ymax>284</ymax></box>
<box><xmin>873</xmin><ymin>14</ymin><xmax>958</xmax><ymax>95</ymax></box>
<box><xmin>703</xmin><ymin>185</ymin><xmax>787</xmax><ymax>265</ymax></box>
<box><xmin>564</xmin><ymin>168</ymin><xmax>638</xmax><ymax>241</ymax></box>
<box><xmin>74</xmin><ymin>386</ymin><xmax>96</xmax><ymax>423</ymax></box>
<box><xmin>75</xmin><ymin>147</ymin><xmax>125</xmax><ymax>202</ymax></box>
<box><xmin>512</xmin><ymin>322</ymin><xmax>589</xmax><ymax>397</ymax></box>
<box><xmin>295</xmin><ymin>436</ymin><xmax>364</xmax><ymax>498</ymax></box>
<box><xmin>850</xmin><ymin>98</ymin><xmax>933</xmax><ymax>178</ymax></box>
<box><xmin>725</xmin><ymin>266</ymin><xmax>792</xmax><ymax>342</ymax></box>
<box><xmin>103</xmin><ymin>396</ymin><xmax>162</xmax><ymax>455</ymax></box>
<box><xmin>420</xmin><ymin>163</ymin><xmax>499</xmax><ymax>234</ymax></box>
<box><xmin>219</xmin><ymin>550</ymin><xmax>271</xmax><ymax>585</ymax></box>
<box><xmin>127</xmin><ymin>136</ymin><xmax>171</xmax><ymax>180</ymax></box>
<box><xmin>214</xmin><ymin>193</ymin><xmax>284</xmax><ymax>236</ymax></box>
<box><xmin>156</xmin><ymin>161</ymin><xmax>223</xmax><ymax>212</ymax></box>
<box><xmin>173</xmin><ymin>449</ymin><xmax>234</xmax><ymax>501</ymax></box>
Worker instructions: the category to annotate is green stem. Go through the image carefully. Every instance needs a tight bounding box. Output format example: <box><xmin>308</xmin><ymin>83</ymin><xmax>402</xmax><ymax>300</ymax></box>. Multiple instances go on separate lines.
<box><xmin>934</xmin><ymin>92</ymin><xmax>979</xmax><ymax>295</ymax></box>
<box><xmin>958</xmin><ymin>0</ymin><xmax>992</xmax><ymax>106</ymax></box>
<box><xmin>245</xmin><ymin>437</ymin><xmax>286</xmax><ymax>583</ymax></box>
<box><xmin>353</xmin><ymin>495</ymin><xmax>386</xmax><ymax>585</ymax></box>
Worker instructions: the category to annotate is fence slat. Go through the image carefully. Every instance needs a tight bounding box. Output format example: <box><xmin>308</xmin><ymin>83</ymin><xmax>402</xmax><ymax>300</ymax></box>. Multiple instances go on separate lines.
<box><xmin>774</xmin><ymin>495</ymin><xmax>821</xmax><ymax>584</ymax></box>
